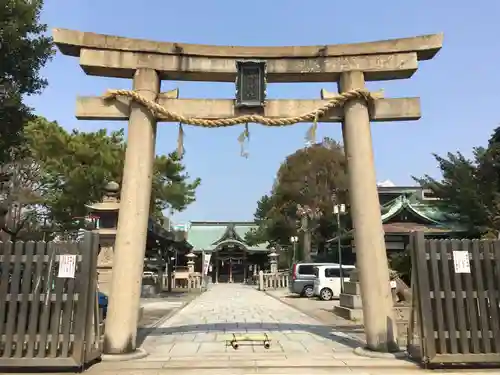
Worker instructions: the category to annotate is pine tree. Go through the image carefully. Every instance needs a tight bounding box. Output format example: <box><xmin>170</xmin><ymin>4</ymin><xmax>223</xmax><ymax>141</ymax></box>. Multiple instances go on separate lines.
<box><xmin>0</xmin><ymin>0</ymin><xmax>54</xmax><ymax>163</ymax></box>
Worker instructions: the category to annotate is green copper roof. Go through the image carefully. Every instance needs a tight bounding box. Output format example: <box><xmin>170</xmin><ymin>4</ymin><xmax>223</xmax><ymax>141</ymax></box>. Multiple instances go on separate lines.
<box><xmin>186</xmin><ymin>224</ymin><xmax>227</xmax><ymax>251</ymax></box>
<box><xmin>380</xmin><ymin>193</ymin><xmax>466</xmax><ymax>231</ymax></box>
<box><xmin>186</xmin><ymin>221</ymin><xmax>269</xmax><ymax>252</ymax></box>
<box><xmin>328</xmin><ymin>189</ymin><xmax>466</xmax><ymax>243</ymax></box>
<box><xmin>381</xmin><ymin>195</ymin><xmax>440</xmax><ymax>224</ymax></box>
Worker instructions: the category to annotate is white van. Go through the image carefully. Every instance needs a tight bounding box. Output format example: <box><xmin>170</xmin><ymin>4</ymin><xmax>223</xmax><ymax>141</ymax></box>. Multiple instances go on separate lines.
<box><xmin>313</xmin><ymin>264</ymin><xmax>355</xmax><ymax>301</ymax></box>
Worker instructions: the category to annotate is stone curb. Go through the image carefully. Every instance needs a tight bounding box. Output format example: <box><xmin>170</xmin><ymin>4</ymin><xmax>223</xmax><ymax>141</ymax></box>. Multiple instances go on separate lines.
<box><xmin>154</xmin><ymin>293</ymin><xmax>200</xmax><ymax>327</ymax></box>
<box><xmin>353</xmin><ymin>346</ymin><xmax>408</xmax><ymax>359</ymax></box>
<box><xmin>94</xmin><ymin>357</ymin><xmax>422</xmax><ymax>371</ymax></box>
<box><xmin>160</xmin><ymin>360</ymin><xmax>419</xmax><ymax>370</ymax></box>
<box><xmin>147</xmin><ymin>301</ymin><xmax>187</xmax><ymax>329</ymax></box>
<box><xmin>101</xmin><ymin>348</ymin><xmax>149</xmax><ymax>362</ymax></box>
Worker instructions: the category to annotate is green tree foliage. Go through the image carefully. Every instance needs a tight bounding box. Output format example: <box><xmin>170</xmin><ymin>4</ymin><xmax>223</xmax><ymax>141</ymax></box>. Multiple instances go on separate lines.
<box><xmin>246</xmin><ymin>138</ymin><xmax>349</xmax><ymax>255</ymax></box>
<box><xmin>23</xmin><ymin>117</ymin><xmax>200</xmax><ymax>230</ymax></box>
<box><xmin>0</xmin><ymin>0</ymin><xmax>54</xmax><ymax>162</ymax></box>
<box><xmin>245</xmin><ymin>194</ymin><xmax>284</xmax><ymax>245</ymax></box>
<box><xmin>0</xmin><ymin>145</ymin><xmax>45</xmax><ymax>240</ymax></box>
<box><xmin>414</xmin><ymin>126</ymin><xmax>500</xmax><ymax>238</ymax></box>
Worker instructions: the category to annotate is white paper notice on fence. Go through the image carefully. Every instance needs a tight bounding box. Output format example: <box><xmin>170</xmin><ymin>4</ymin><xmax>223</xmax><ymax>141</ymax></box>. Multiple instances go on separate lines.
<box><xmin>58</xmin><ymin>254</ymin><xmax>77</xmax><ymax>278</ymax></box>
<box><xmin>452</xmin><ymin>251</ymin><xmax>471</xmax><ymax>274</ymax></box>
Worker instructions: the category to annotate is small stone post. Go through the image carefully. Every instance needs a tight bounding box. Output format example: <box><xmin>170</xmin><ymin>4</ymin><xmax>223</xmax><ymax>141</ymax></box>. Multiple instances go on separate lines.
<box><xmin>258</xmin><ymin>270</ymin><xmax>264</xmax><ymax>291</ymax></box>
<box><xmin>229</xmin><ymin>259</ymin><xmax>233</xmax><ymax>283</ymax></box>
<box><xmin>215</xmin><ymin>258</ymin><xmax>219</xmax><ymax>284</ymax></box>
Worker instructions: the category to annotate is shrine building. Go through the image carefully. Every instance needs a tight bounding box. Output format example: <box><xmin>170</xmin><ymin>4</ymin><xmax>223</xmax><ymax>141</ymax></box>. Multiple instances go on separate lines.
<box><xmin>185</xmin><ymin>221</ymin><xmax>269</xmax><ymax>283</ymax></box>
<box><xmin>328</xmin><ymin>185</ymin><xmax>466</xmax><ymax>255</ymax></box>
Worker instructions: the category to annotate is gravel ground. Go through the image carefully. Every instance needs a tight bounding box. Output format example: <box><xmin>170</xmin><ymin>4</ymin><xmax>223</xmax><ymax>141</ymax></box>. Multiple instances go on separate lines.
<box><xmin>139</xmin><ymin>291</ymin><xmax>202</xmax><ymax>328</ymax></box>
<box><xmin>265</xmin><ymin>289</ymin><xmax>365</xmax><ymax>343</ymax></box>
<box><xmin>139</xmin><ymin>308</ymin><xmax>176</xmax><ymax>328</ymax></box>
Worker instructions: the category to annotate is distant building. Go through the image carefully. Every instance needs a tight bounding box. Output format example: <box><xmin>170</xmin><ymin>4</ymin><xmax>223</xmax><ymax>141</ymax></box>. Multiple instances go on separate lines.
<box><xmin>181</xmin><ymin>186</ymin><xmax>466</xmax><ymax>281</ymax></box>
<box><xmin>185</xmin><ymin>221</ymin><xmax>269</xmax><ymax>283</ymax></box>
<box><xmin>328</xmin><ymin>185</ymin><xmax>466</xmax><ymax>256</ymax></box>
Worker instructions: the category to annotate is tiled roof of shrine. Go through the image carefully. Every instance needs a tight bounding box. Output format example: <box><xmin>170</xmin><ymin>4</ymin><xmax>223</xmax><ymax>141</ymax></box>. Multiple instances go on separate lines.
<box><xmin>327</xmin><ymin>188</ymin><xmax>467</xmax><ymax>243</ymax></box>
<box><xmin>379</xmin><ymin>192</ymin><xmax>466</xmax><ymax>234</ymax></box>
<box><xmin>185</xmin><ymin>221</ymin><xmax>269</xmax><ymax>253</ymax></box>
<box><xmin>381</xmin><ymin>194</ymin><xmax>446</xmax><ymax>224</ymax></box>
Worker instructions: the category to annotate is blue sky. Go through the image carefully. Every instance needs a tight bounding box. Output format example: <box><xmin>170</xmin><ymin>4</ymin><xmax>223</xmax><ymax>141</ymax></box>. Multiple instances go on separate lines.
<box><xmin>27</xmin><ymin>0</ymin><xmax>500</xmax><ymax>223</ymax></box>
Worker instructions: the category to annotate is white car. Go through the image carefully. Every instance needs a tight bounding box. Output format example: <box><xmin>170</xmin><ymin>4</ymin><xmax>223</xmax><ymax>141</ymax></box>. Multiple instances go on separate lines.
<box><xmin>313</xmin><ymin>264</ymin><xmax>355</xmax><ymax>301</ymax></box>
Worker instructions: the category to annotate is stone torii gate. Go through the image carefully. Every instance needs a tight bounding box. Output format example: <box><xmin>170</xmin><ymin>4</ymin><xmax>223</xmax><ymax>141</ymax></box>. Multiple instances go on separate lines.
<box><xmin>53</xmin><ymin>29</ymin><xmax>442</xmax><ymax>356</ymax></box>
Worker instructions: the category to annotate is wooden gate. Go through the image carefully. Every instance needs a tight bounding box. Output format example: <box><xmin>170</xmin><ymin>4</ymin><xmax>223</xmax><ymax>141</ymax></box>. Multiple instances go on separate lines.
<box><xmin>408</xmin><ymin>231</ymin><xmax>500</xmax><ymax>366</ymax></box>
<box><xmin>0</xmin><ymin>232</ymin><xmax>102</xmax><ymax>368</ymax></box>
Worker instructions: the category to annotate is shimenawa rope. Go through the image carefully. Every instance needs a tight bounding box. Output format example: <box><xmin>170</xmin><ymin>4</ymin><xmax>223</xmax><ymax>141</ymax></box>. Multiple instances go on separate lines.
<box><xmin>102</xmin><ymin>88</ymin><xmax>383</xmax><ymax>128</ymax></box>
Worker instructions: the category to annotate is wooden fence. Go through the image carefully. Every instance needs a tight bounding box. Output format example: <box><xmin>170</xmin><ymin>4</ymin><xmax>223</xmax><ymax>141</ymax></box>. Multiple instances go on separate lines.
<box><xmin>0</xmin><ymin>232</ymin><xmax>102</xmax><ymax>369</ymax></box>
<box><xmin>408</xmin><ymin>232</ymin><xmax>500</xmax><ymax>366</ymax></box>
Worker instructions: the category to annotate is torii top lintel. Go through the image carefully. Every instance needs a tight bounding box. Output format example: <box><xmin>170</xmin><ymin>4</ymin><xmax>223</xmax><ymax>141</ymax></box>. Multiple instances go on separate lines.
<box><xmin>53</xmin><ymin>28</ymin><xmax>442</xmax><ymax>61</ymax></box>
<box><xmin>53</xmin><ymin>29</ymin><xmax>442</xmax><ymax>82</ymax></box>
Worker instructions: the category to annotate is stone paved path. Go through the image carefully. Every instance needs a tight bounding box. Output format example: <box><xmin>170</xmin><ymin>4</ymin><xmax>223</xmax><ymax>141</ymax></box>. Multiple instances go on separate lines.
<box><xmin>140</xmin><ymin>283</ymin><xmax>366</xmax><ymax>362</ymax></box>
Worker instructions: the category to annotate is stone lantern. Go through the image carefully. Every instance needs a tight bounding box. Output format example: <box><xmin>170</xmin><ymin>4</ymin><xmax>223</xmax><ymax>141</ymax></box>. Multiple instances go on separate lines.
<box><xmin>268</xmin><ymin>250</ymin><xmax>278</xmax><ymax>274</ymax></box>
<box><xmin>85</xmin><ymin>181</ymin><xmax>121</xmax><ymax>296</ymax></box>
<box><xmin>186</xmin><ymin>252</ymin><xmax>197</xmax><ymax>274</ymax></box>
